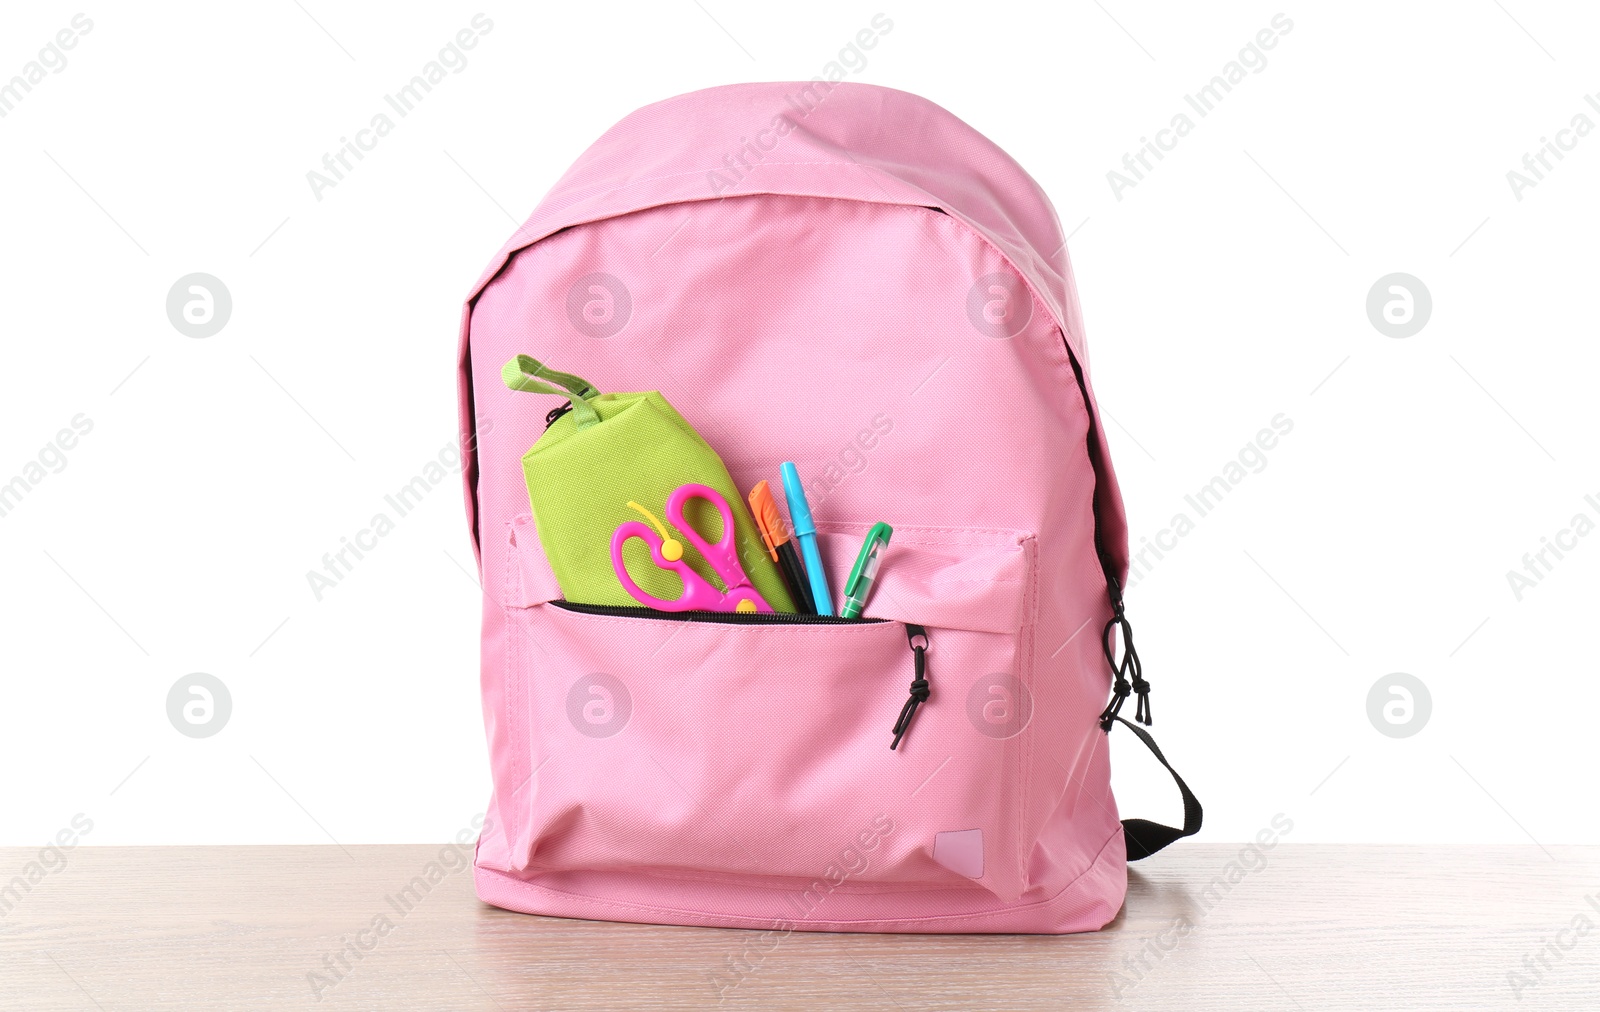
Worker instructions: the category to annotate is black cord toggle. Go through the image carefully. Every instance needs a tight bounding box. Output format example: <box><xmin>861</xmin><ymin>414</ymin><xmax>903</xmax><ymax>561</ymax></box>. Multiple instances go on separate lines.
<box><xmin>1131</xmin><ymin>674</ymin><xmax>1152</xmax><ymax>726</ymax></box>
<box><xmin>1098</xmin><ymin>678</ymin><xmax>1129</xmax><ymax>731</ymax></box>
<box><xmin>892</xmin><ymin>625</ymin><xmax>930</xmax><ymax>750</ymax></box>
<box><xmin>1097</xmin><ymin>594</ymin><xmax>1151</xmax><ymax>731</ymax></box>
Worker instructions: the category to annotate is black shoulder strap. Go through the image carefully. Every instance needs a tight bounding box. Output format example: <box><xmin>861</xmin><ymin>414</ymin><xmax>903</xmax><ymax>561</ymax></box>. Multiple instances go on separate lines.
<box><xmin>1110</xmin><ymin>715</ymin><xmax>1203</xmax><ymax>860</ymax></box>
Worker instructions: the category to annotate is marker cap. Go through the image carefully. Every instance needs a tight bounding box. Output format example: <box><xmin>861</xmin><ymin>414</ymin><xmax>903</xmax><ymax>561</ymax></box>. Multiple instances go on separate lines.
<box><xmin>747</xmin><ymin>481</ymin><xmax>790</xmax><ymax>561</ymax></box>
<box><xmin>779</xmin><ymin>462</ymin><xmax>814</xmax><ymax>535</ymax></box>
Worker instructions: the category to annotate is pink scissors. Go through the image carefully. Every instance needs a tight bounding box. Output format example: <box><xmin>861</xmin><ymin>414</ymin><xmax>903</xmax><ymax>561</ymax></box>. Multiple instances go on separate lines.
<box><xmin>611</xmin><ymin>483</ymin><xmax>773</xmax><ymax>613</ymax></box>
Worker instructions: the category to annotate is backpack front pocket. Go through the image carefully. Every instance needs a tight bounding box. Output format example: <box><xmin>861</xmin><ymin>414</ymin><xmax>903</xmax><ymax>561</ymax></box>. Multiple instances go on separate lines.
<box><xmin>497</xmin><ymin>515</ymin><xmax>1039</xmax><ymax>903</ymax></box>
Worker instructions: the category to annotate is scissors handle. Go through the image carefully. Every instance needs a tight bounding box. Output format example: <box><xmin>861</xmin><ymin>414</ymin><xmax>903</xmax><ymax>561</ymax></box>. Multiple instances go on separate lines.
<box><xmin>610</xmin><ymin>521</ymin><xmax>772</xmax><ymax>613</ymax></box>
<box><xmin>610</xmin><ymin>522</ymin><xmax>717</xmax><ymax>611</ymax></box>
<box><xmin>664</xmin><ymin>485</ymin><xmax>773</xmax><ymax>613</ymax></box>
<box><xmin>665</xmin><ymin>485</ymin><xmax>755</xmax><ymax>584</ymax></box>
<box><xmin>611</xmin><ymin>483</ymin><xmax>775</xmax><ymax>613</ymax></box>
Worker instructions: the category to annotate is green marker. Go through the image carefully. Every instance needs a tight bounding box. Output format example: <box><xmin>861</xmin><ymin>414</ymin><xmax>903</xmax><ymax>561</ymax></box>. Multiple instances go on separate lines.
<box><xmin>840</xmin><ymin>523</ymin><xmax>893</xmax><ymax>620</ymax></box>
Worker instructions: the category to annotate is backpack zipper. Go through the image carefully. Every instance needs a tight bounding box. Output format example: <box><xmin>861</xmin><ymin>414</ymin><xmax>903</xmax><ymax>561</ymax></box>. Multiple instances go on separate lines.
<box><xmin>552</xmin><ymin>600</ymin><xmax>928</xmax><ymax>749</ymax></box>
<box><xmin>549</xmin><ymin>600</ymin><xmax>883</xmax><ymax>625</ymax></box>
<box><xmin>1059</xmin><ymin>331</ymin><xmax>1151</xmax><ymax>731</ymax></box>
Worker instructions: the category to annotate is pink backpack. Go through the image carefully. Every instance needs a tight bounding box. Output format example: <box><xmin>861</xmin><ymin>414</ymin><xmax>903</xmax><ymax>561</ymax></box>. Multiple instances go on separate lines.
<box><xmin>456</xmin><ymin>82</ymin><xmax>1200</xmax><ymax>934</ymax></box>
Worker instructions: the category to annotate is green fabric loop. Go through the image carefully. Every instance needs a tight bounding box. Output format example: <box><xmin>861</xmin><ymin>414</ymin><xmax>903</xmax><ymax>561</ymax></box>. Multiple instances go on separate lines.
<box><xmin>502</xmin><ymin>355</ymin><xmax>601</xmax><ymax>429</ymax></box>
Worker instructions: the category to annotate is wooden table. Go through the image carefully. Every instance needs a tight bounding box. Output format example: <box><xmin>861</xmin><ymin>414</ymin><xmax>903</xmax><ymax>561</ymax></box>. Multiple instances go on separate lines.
<box><xmin>2</xmin><ymin>845</ymin><xmax>1595</xmax><ymax>1010</ymax></box>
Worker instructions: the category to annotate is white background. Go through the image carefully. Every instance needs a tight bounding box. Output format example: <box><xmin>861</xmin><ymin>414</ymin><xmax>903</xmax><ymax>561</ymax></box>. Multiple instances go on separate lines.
<box><xmin>1</xmin><ymin>0</ymin><xmax>1595</xmax><ymax>848</ymax></box>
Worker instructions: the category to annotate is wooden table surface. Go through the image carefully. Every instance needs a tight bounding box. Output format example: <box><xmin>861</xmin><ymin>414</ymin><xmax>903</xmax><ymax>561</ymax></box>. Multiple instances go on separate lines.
<box><xmin>2</xmin><ymin>844</ymin><xmax>1596</xmax><ymax>1010</ymax></box>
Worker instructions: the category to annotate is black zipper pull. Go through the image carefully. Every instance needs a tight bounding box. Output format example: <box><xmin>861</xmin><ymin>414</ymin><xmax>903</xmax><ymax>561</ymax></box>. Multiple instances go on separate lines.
<box><xmin>891</xmin><ymin>625</ymin><xmax>930</xmax><ymax>750</ymax></box>
<box><xmin>1097</xmin><ymin>577</ymin><xmax>1151</xmax><ymax>732</ymax></box>
<box><xmin>545</xmin><ymin>401</ymin><xmax>574</xmax><ymax>429</ymax></box>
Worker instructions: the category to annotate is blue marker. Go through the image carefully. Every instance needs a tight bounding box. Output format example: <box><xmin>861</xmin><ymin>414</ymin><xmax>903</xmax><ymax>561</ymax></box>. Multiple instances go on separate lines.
<box><xmin>779</xmin><ymin>462</ymin><xmax>833</xmax><ymax>616</ymax></box>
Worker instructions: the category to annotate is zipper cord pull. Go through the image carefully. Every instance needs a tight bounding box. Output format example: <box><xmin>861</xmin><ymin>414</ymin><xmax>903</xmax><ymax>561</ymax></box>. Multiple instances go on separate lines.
<box><xmin>1097</xmin><ymin>585</ymin><xmax>1151</xmax><ymax>731</ymax></box>
<box><xmin>545</xmin><ymin>401</ymin><xmax>574</xmax><ymax>429</ymax></box>
<box><xmin>891</xmin><ymin>625</ymin><xmax>930</xmax><ymax>750</ymax></box>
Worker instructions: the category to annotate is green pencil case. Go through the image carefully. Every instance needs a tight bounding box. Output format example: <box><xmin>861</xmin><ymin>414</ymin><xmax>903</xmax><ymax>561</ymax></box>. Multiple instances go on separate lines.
<box><xmin>501</xmin><ymin>355</ymin><xmax>795</xmax><ymax>612</ymax></box>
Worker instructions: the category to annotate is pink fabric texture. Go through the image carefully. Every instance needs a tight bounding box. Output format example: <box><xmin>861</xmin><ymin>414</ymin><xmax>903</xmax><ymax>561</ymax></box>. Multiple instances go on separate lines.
<box><xmin>458</xmin><ymin>83</ymin><xmax>1130</xmax><ymax>933</ymax></box>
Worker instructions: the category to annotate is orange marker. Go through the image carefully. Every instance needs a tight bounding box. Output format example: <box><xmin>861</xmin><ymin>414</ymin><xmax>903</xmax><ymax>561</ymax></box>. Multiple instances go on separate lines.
<box><xmin>748</xmin><ymin>481</ymin><xmax>816</xmax><ymax>615</ymax></box>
